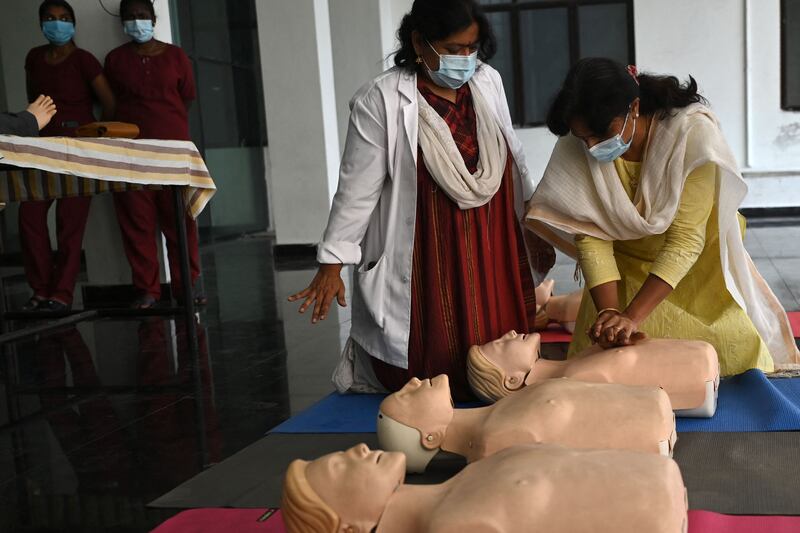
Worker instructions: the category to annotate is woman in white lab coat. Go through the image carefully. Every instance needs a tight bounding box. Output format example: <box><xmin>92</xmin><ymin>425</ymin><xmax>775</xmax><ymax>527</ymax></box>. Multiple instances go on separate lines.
<box><xmin>289</xmin><ymin>0</ymin><xmax>554</xmax><ymax>400</ymax></box>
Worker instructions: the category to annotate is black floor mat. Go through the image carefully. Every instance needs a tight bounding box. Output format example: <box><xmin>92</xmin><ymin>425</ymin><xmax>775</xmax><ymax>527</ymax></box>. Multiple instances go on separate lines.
<box><xmin>674</xmin><ymin>432</ymin><xmax>800</xmax><ymax>515</ymax></box>
<box><xmin>151</xmin><ymin>431</ymin><xmax>800</xmax><ymax>515</ymax></box>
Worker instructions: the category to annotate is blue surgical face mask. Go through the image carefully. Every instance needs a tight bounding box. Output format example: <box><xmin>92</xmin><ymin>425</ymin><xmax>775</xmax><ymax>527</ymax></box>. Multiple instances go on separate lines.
<box><xmin>124</xmin><ymin>19</ymin><xmax>154</xmax><ymax>44</ymax></box>
<box><xmin>42</xmin><ymin>20</ymin><xmax>75</xmax><ymax>46</ymax></box>
<box><xmin>588</xmin><ymin>110</ymin><xmax>636</xmax><ymax>163</ymax></box>
<box><xmin>424</xmin><ymin>40</ymin><xmax>478</xmax><ymax>90</ymax></box>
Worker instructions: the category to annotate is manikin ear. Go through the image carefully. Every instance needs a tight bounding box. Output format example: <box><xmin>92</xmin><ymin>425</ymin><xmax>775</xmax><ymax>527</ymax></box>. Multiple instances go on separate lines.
<box><xmin>503</xmin><ymin>372</ymin><xmax>527</xmax><ymax>392</ymax></box>
<box><xmin>420</xmin><ymin>428</ymin><xmax>446</xmax><ymax>450</ymax></box>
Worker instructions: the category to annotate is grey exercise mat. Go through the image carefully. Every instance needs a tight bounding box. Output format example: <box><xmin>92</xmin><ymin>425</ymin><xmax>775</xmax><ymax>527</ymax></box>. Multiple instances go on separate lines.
<box><xmin>674</xmin><ymin>432</ymin><xmax>800</xmax><ymax>515</ymax></box>
<box><xmin>148</xmin><ymin>433</ymin><xmax>465</xmax><ymax>509</ymax></box>
<box><xmin>151</xmin><ymin>431</ymin><xmax>800</xmax><ymax>515</ymax></box>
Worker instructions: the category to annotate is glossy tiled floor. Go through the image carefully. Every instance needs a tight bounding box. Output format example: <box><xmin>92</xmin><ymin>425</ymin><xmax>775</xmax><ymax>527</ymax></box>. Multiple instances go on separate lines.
<box><xmin>0</xmin><ymin>219</ymin><xmax>798</xmax><ymax>532</ymax></box>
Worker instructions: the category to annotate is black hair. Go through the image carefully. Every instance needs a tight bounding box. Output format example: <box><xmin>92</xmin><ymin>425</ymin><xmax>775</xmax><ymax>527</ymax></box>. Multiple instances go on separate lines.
<box><xmin>119</xmin><ymin>0</ymin><xmax>155</xmax><ymax>19</ymax></box>
<box><xmin>394</xmin><ymin>0</ymin><xmax>496</xmax><ymax>71</ymax></box>
<box><xmin>546</xmin><ymin>57</ymin><xmax>708</xmax><ymax>137</ymax></box>
<box><xmin>39</xmin><ymin>0</ymin><xmax>76</xmax><ymax>23</ymax></box>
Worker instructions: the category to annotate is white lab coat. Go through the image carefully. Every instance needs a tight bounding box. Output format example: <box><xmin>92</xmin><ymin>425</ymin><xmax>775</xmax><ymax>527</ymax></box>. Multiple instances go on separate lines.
<box><xmin>318</xmin><ymin>63</ymin><xmax>535</xmax><ymax>373</ymax></box>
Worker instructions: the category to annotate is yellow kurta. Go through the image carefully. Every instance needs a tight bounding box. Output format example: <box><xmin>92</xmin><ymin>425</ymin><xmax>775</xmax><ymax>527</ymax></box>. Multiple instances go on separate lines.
<box><xmin>570</xmin><ymin>158</ymin><xmax>773</xmax><ymax>376</ymax></box>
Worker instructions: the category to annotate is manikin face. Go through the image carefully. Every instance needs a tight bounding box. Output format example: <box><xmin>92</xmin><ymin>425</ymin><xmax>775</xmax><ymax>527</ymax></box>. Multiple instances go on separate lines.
<box><xmin>305</xmin><ymin>444</ymin><xmax>406</xmax><ymax>531</ymax></box>
<box><xmin>382</xmin><ymin>374</ymin><xmax>455</xmax><ymax>441</ymax></box>
<box><xmin>480</xmin><ymin>330</ymin><xmax>541</xmax><ymax>388</ymax></box>
<box><xmin>393</xmin><ymin>374</ymin><xmax>453</xmax><ymax>411</ymax></box>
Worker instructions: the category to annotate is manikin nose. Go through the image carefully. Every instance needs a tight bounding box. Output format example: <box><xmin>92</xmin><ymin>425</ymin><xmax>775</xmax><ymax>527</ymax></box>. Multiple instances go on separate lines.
<box><xmin>354</xmin><ymin>443</ymin><xmax>370</xmax><ymax>457</ymax></box>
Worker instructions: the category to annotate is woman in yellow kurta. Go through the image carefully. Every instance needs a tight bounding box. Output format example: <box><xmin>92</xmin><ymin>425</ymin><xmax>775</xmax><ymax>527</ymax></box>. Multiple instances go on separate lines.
<box><xmin>528</xmin><ymin>58</ymin><xmax>799</xmax><ymax>376</ymax></box>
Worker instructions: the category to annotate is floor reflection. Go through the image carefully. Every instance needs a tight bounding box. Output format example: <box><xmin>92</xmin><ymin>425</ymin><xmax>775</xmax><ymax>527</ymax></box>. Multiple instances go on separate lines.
<box><xmin>0</xmin><ymin>237</ymin><xmax>322</xmax><ymax>531</ymax></box>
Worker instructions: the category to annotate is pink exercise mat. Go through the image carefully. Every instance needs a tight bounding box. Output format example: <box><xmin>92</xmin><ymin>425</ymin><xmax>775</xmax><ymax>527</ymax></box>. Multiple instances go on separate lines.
<box><xmin>789</xmin><ymin>311</ymin><xmax>800</xmax><ymax>338</ymax></box>
<box><xmin>689</xmin><ymin>510</ymin><xmax>800</xmax><ymax>532</ymax></box>
<box><xmin>151</xmin><ymin>508</ymin><xmax>800</xmax><ymax>532</ymax></box>
<box><xmin>539</xmin><ymin>323</ymin><xmax>573</xmax><ymax>343</ymax></box>
<box><xmin>151</xmin><ymin>508</ymin><xmax>285</xmax><ymax>533</ymax></box>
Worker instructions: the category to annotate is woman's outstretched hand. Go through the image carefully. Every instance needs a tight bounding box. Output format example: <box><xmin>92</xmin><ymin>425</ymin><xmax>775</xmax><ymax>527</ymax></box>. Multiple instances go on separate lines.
<box><xmin>27</xmin><ymin>95</ymin><xmax>57</xmax><ymax>130</ymax></box>
<box><xmin>288</xmin><ymin>264</ymin><xmax>346</xmax><ymax>323</ymax></box>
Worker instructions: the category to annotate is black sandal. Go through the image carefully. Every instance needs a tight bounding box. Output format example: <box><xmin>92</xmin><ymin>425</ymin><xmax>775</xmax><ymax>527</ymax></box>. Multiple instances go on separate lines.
<box><xmin>22</xmin><ymin>296</ymin><xmax>47</xmax><ymax>312</ymax></box>
<box><xmin>44</xmin><ymin>299</ymin><xmax>72</xmax><ymax>313</ymax></box>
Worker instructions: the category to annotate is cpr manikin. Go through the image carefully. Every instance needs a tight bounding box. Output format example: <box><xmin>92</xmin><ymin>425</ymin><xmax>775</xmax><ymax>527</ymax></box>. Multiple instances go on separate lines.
<box><xmin>281</xmin><ymin>443</ymin><xmax>688</xmax><ymax>533</ymax></box>
<box><xmin>377</xmin><ymin>374</ymin><xmax>675</xmax><ymax>473</ymax></box>
<box><xmin>467</xmin><ymin>331</ymin><xmax>719</xmax><ymax>417</ymax></box>
<box><xmin>534</xmin><ymin>279</ymin><xmax>582</xmax><ymax>332</ymax></box>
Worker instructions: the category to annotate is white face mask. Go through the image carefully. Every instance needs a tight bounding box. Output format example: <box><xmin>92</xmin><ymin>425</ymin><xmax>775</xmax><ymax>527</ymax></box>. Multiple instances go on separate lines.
<box><xmin>588</xmin><ymin>109</ymin><xmax>636</xmax><ymax>163</ymax></box>
<box><xmin>423</xmin><ymin>40</ymin><xmax>478</xmax><ymax>90</ymax></box>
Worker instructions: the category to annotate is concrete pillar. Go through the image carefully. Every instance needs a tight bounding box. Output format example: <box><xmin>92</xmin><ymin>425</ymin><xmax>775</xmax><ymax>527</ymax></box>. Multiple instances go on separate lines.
<box><xmin>328</xmin><ymin>0</ymin><xmax>413</xmax><ymax>156</ymax></box>
<box><xmin>256</xmin><ymin>0</ymin><xmax>341</xmax><ymax>246</ymax></box>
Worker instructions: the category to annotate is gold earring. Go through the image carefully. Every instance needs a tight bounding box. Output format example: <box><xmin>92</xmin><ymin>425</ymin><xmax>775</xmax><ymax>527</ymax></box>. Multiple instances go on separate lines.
<box><xmin>416</xmin><ymin>56</ymin><xmax>423</xmax><ymax>64</ymax></box>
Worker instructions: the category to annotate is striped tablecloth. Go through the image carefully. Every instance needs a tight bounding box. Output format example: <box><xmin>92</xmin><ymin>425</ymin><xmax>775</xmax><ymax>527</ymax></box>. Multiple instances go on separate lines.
<box><xmin>0</xmin><ymin>135</ymin><xmax>216</xmax><ymax>218</ymax></box>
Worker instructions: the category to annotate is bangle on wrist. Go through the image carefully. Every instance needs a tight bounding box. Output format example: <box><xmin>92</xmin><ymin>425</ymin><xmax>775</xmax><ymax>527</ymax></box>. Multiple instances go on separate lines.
<box><xmin>597</xmin><ymin>307</ymin><xmax>620</xmax><ymax>317</ymax></box>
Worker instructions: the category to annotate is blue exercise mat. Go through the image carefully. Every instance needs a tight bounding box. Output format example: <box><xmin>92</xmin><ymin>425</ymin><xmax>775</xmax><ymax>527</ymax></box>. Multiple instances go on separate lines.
<box><xmin>676</xmin><ymin>369</ymin><xmax>800</xmax><ymax>432</ymax></box>
<box><xmin>270</xmin><ymin>370</ymin><xmax>800</xmax><ymax>434</ymax></box>
<box><xmin>271</xmin><ymin>393</ymin><xmax>385</xmax><ymax>433</ymax></box>
<box><xmin>270</xmin><ymin>394</ymin><xmax>483</xmax><ymax>434</ymax></box>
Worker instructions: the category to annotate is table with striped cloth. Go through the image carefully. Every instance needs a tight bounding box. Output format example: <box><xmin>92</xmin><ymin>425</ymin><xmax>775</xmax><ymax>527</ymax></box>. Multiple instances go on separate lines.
<box><xmin>0</xmin><ymin>135</ymin><xmax>216</xmax><ymax>217</ymax></box>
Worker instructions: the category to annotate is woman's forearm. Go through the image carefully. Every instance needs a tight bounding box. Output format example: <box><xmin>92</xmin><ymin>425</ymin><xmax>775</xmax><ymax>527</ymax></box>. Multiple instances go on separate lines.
<box><xmin>624</xmin><ymin>274</ymin><xmax>673</xmax><ymax>324</ymax></box>
<box><xmin>589</xmin><ymin>280</ymin><xmax>621</xmax><ymax>313</ymax></box>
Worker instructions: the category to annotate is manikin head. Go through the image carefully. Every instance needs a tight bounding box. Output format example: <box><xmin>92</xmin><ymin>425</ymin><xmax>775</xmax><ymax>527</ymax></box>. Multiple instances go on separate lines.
<box><xmin>282</xmin><ymin>443</ymin><xmax>406</xmax><ymax>533</ymax></box>
<box><xmin>467</xmin><ymin>330</ymin><xmax>541</xmax><ymax>403</ymax></box>
<box><xmin>378</xmin><ymin>374</ymin><xmax>455</xmax><ymax>473</ymax></box>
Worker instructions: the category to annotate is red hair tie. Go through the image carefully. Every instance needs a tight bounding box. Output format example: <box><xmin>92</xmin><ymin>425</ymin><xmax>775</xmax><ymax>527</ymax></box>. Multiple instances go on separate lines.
<box><xmin>627</xmin><ymin>65</ymin><xmax>640</xmax><ymax>85</ymax></box>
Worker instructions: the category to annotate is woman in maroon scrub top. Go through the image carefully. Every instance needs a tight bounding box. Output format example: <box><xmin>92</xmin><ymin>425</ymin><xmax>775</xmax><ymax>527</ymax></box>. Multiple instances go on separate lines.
<box><xmin>22</xmin><ymin>0</ymin><xmax>115</xmax><ymax>312</ymax></box>
<box><xmin>105</xmin><ymin>0</ymin><xmax>202</xmax><ymax>309</ymax></box>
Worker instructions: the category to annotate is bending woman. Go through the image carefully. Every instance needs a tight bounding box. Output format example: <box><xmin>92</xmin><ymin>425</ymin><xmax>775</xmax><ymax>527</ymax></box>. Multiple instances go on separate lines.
<box><xmin>527</xmin><ymin>58</ymin><xmax>799</xmax><ymax>375</ymax></box>
<box><xmin>289</xmin><ymin>0</ymin><xmax>554</xmax><ymax>400</ymax></box>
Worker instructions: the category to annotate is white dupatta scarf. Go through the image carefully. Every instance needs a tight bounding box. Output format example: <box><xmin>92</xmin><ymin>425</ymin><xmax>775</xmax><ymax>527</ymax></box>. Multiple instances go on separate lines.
<box><xmin>527</xmin><ymin>104</ymin><xmax>799</xmax><ymax>367</ymax></box>
<box><xmin>417</xmin><ymin>81</ymin><xmax>508</xmax><ymax>210</ymax></box>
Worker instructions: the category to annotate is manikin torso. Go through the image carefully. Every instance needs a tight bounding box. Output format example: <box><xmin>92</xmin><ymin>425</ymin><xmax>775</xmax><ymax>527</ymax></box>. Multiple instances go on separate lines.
<box><xmin>468</xmin><ymin>331</ymin><xmax>719</xmax><ymax>411</ymax></box>
<box><xmin>378</xmin><ymin>375</ymin><xmax>675</xmax><ymax>471</ymax></box>
<box><xmin>296</xmin><ymin>444</ymin><xmax>688</xmax><ymax>533</ymax></box>
<box><xmin>566</xmin><ymin>340</ymin><xmax>719</xmax><ymax>409</ymax></box>
<box><xmin>463</xmin><ymin>377</ymin><xmax>675</xmax><ymax>459</ymax></box>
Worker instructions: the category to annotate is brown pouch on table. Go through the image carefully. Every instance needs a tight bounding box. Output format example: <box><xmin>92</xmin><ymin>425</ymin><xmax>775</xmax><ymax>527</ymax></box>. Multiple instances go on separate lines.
<box><xmin>76</xmin><ymin>121</ymin><xmax>140</xmax><ymax>139</ymax></box>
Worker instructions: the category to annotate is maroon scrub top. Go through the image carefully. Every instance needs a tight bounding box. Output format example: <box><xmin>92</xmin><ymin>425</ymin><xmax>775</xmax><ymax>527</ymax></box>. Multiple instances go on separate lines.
<box><xmin>104</xmin><ymin>42</ymin><xmax>196</xmax><ymax>141</ymax></box>
<box><xmin>25</xmin><ymin>45</ymin><xmax>102</xmax><ymax>137</ymax></box>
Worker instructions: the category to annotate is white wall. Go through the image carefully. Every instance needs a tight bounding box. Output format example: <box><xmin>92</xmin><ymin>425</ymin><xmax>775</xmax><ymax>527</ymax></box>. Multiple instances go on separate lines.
<box><xmin>748</xmin><ymin>0</ymin><xmax>799</xmax><ymax>168</ymax></box>
<box><xmin>634</xmin><ymin>0</ymin><xmax>746</xmax><ymax>164</ymax></box>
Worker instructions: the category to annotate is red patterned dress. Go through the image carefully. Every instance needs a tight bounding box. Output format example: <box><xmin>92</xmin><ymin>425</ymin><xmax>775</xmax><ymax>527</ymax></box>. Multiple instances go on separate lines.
<box><xmin>371</xmin><ymin>82</ymin><xmax>538</xmax><ymax>401</ymax></box>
